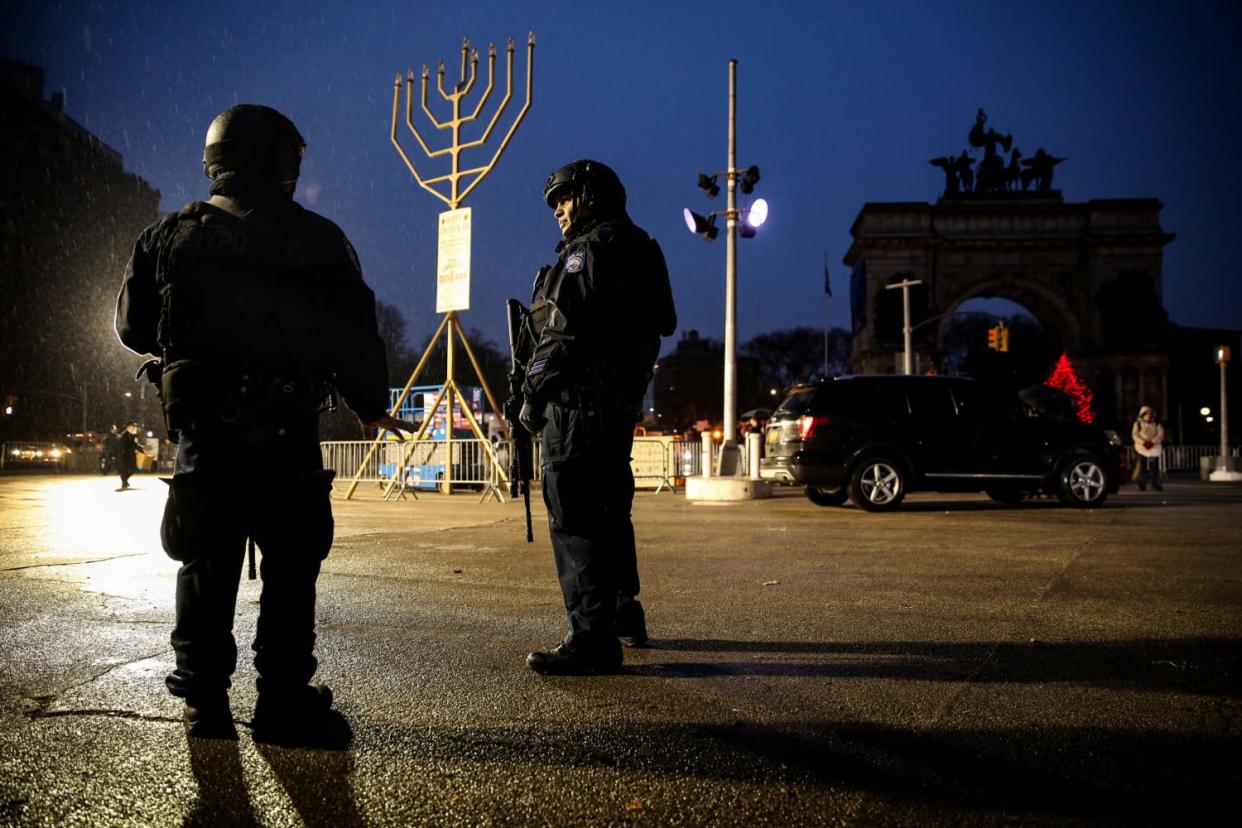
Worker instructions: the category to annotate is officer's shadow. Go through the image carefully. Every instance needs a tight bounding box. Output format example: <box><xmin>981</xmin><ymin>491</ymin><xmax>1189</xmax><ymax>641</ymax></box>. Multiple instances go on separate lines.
<box><xmin>183</xmin><ymin>730</ymin><xmax>361</xmax><ymax>827</ymax></box>
<box><xmin>255</xmin><ymin>740</ymin><xmax>361</xmax><ymax>827</ymax></box>
<box><xmin>183</xmin><ymin>732</ymin><xmax>259</xmax><ymax>828</ymax></box>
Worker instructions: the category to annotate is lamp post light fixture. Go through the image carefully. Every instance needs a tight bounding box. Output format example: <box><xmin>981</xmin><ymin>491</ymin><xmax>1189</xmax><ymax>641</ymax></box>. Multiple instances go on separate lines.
<box><xmin>683</xmin><ymin>208</ymin><xmax>719</xmax><ymax>241</ymax></box>
<box><xmin>697</xmin><ymin>173</ymin><xmax>720</xmax><ymax>198</ymax></box>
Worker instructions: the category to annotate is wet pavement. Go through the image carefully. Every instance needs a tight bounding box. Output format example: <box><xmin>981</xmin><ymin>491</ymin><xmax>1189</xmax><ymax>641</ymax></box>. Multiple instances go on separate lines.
<box><xmin>1</xmin><ymin>472</ymin><xmax>1239</xmax><ymax>825</ymax></box>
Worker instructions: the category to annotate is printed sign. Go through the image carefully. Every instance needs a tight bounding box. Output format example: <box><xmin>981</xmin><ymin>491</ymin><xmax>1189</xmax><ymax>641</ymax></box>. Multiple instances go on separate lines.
<box><xmin>436</xmin><ymin>207</ymin><xmax>471</xmax><ymax>312</ymax></box>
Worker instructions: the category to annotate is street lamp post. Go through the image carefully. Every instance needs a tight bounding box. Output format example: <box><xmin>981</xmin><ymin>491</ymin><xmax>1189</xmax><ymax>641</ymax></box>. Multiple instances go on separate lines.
<box><xmin>885</xmin><ymin>277</ymin><xmax>924</xmax><ymax>375</ymax></box>
<box><xmin>682</xmin><ymin>59</ymin><xmax>767</xmax><ymax>483</ymax></box>
<box><xmin>1220</xmin><ymin>349</ymin><xmax>1230</xmax><ymax>460</ymax></box>
<box><xmin>1210</xmin><ymin>345</ymin><xmax>1240</xmax><ymax>481</ymax></box>
<box><xmin>721</xmin><ymin>58</ymin><xmax>740</xmax><ymax>474</ymax></box>
<box><xmin>680</xmin><ymin>61</ymin><xmax>765</xmax><ymax>496</ymax></box>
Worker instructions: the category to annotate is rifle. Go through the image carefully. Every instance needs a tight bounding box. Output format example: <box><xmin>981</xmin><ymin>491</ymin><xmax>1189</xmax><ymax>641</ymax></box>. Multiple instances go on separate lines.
<box><xmin>505</xmin><ymin>298</ymin><xmax>534</xmax><ymax>542</ymax></box>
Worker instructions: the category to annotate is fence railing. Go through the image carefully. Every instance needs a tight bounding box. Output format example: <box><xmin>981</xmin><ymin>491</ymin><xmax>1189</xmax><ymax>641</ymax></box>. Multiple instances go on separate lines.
<box><xmin>321</xmin><ymin>435</ymin><xmax>715</xmax><ymax>495</ymax></box>
<box><xmin>1127</xmin><ymin>444</ymin><xmax>1240</xmax><ymax>472</ymax></box>
<box><xmin>321</xmin><ymin>438</ymin><xmax>502</xmax><ymax>495</ymax></box>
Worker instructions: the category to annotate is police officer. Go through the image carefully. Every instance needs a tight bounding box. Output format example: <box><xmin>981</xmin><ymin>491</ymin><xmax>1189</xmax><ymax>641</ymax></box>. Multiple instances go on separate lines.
<box><xmin>116</xmin><ymin>104</ymin><xmax>407</xmax><ymax>743</ymax></box>
<box><xmin>519</xmin><ymin>160</ymin><xmax>676</xmax><ymax>674</ymax></box>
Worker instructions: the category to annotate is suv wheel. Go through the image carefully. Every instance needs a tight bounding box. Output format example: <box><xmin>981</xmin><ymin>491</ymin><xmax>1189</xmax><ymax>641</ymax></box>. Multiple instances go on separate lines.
<box><xmin>805</xmin><ymin>485</ymin><xmax>848</xmax><ymax>507</ymax></box>
<box><xmin>1056</xmin><ymin>455</ymin><xmax>1109</xmax><ymax>508</ymax></box>
<box><xmin>849</xmin><ymin>458</ymin><xmax>906</xmax><ymax>511</ymax></box>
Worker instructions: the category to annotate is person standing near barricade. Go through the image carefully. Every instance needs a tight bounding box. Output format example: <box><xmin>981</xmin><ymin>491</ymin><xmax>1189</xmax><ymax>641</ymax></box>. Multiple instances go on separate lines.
<box><xmin>116</xmin><ymin>103</ymin><xmax>408</xmax><ymax>744</ymax></box>
<box><xmin>513</xmin><ymin>159</ymin><xmax>676</xmax><ymax>674</ymax></box>
<box><xmin>1132</xmin><ymin>405</ymin><xmax>1165</xmax><ymax>492</ymax></box>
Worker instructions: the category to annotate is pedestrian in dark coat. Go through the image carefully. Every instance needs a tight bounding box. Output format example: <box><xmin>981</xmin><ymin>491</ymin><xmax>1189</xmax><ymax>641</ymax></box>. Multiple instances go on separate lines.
<box><xmin>117</xmin><ymin>423</ymin><xmax>139</xmax><ymax>489</ymax></box>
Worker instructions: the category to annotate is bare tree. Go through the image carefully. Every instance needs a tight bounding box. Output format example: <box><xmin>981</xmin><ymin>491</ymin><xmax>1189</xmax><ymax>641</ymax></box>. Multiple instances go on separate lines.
<box><xmin>742</xmin><ymin>326</ymin><xmax>852</xmax><ymax>395</ymax></box>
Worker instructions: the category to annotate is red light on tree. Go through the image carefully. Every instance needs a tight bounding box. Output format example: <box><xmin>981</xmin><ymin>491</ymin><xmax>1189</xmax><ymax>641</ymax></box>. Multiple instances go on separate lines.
<box><xmin>1045</xmin><ymin>352</ymin><xmax>1095</xmax><ymax>423</ymax></box>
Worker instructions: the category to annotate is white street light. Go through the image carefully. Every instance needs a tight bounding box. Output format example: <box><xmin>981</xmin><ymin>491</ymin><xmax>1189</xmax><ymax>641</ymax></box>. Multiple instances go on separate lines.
<box><xmin>748</xmin><ymin>198</ymin><xmax>768</xmax><ymax>227</ymax></box>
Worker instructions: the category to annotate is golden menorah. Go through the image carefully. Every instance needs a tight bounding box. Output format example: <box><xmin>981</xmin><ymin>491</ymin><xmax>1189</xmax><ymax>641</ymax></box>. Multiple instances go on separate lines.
<box><xmin>392</xmin><ymin>33</ymin><xmax>534</xmax><ymax>209</ymax></box>
<box><xmin>343</xmin><ymin>33</ymin><xmax>534</xmax><ymax>501</ymax></box>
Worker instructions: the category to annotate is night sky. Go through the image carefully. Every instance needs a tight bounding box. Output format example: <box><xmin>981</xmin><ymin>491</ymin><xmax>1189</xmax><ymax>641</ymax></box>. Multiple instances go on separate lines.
<box><xmin>4</xmin><ymin>1</ymin><xmax>1239</xmax><ymax>354</ymax></box>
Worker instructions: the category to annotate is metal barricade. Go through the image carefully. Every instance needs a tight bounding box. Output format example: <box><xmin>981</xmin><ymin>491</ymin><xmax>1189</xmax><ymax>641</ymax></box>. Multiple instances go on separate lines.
<box><xmin>322</xmin><ymin>438</ymin><xmax>501</xmax><ymax>498</ymax></box>
<box><xmin>321</xmin><ymin>440</ymin><xmax>385</xmax><ymax>486</ymax></box>
<box><xmin>1160</xmin><ymin>444</ymin><xmax>1237</xmax><ymax>471</ymax></box>
<box><xmin>631</xmin><ymin>437</ymin><xmax>677</xmax><ymax>492</ymax></box>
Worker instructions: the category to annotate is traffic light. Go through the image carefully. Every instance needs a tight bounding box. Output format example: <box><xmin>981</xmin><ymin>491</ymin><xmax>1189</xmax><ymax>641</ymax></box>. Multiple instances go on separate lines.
<box><xmin>986</xmin><ymin>324</ymin><xmax>1010</xmax><ymax>352</ymax></box>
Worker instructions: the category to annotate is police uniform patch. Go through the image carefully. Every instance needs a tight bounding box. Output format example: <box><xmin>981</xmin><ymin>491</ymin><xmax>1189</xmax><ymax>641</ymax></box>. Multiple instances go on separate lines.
<box><xmin>565</xmin><ymin>250</ymin><xmax>586</xmax><ymax>274</ymax></box>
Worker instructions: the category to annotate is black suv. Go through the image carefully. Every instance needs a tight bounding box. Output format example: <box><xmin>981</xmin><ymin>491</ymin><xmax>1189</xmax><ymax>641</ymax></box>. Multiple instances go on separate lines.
<box><xmin>761</xmin><ymin>375</ymin><xmax>1122</xmax><ymax>511</ymax></box>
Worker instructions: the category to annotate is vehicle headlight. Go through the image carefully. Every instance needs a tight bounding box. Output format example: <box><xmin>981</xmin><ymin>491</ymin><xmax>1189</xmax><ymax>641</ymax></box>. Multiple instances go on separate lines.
<box><xmin>1104</xmin><ymin>429</ymin><xmax>1121</xmax><ymax>447</ymax></box>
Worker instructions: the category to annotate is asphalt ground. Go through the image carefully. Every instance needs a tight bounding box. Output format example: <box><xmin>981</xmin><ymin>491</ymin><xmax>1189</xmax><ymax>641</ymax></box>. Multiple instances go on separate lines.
<box><xmin>0</xmin><ymin>472</ymin><xmax>1239</xmax><ymax>826</ymax></box>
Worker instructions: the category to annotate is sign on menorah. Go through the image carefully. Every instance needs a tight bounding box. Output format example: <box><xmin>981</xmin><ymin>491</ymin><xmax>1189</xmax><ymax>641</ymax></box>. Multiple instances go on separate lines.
<box><xmin>343</xmin><ymin>33</ymin><xmax>534</xmax><ymax>501</ymax></box>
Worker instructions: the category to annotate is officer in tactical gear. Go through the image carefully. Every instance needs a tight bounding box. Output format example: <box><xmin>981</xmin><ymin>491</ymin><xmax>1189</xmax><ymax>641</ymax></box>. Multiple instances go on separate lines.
<box><xmin>516</xmin><ymin>159</ymin><xmax>676</xmax><ymax>674</ymax></box>
<box><xmin>116</xmin><ymin>104</ymin><xmax>408</xmax><ymax>744</ymax></box>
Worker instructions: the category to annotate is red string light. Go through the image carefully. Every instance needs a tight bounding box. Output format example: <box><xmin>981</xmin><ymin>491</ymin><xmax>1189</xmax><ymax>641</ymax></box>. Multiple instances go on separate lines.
<box><xmin>1045</xmin><ymin>352</ymin><xmax>1095</xmax><ymax>423</ymax></box>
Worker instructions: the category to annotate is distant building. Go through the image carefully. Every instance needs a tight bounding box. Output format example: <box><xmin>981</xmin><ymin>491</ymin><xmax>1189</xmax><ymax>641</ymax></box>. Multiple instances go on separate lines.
<box><xmin>0</xmin><ymin>59</ymin><xmax>162</xmax><ymax>442</ymax></box>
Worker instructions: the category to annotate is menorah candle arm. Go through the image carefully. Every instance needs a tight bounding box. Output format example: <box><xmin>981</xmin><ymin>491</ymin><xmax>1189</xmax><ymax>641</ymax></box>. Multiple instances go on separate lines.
<box><xmin>407</xmin><ymin>70</ymin><xmax>447</xmax><ymax>158</ymax></box>
<box><xmin>468</xmin><ymin>45</ymin><xmax>497</xmax><ymax>120</ymax></box>
<box><xmin>391</xmin><ymin>77</ymin><xmax>451</xmax><ymax>208</ymax></box>
<box><xmin>458</xmin><ymin>36</ymin><xmax>534</xmax><ymax>204</ymax></box>
<box><xmin>418</xmin><ymin>67</ymin><xmax>447</xmax><ymax>132</ymax></box>
<box><xmin>436</xmin><ymin>59</ymin><xmax>452</xmax><ymax>102</ymax></box>
<box><xmin>459</xmin><ymin>50</ymin><xmax>478</xmax><ymax>96</ymax></box>
<box><xmin>473</xmin><ymin>40</ymin><xmax>514</xmax><ymax>146</ymax></box>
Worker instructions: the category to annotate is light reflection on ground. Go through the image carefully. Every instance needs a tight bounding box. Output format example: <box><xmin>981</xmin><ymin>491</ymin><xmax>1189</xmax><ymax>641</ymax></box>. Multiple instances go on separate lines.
<box><xmin>1</xmin><ymin>473</ymin><xmax>170</xmax><ymax>599</ymax></box>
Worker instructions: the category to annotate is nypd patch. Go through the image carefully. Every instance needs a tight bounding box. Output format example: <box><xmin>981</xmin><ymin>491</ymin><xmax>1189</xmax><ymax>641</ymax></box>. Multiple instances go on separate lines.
<box><xmin>565</xmin><ymin>250</ymin><xmax>586</xmax><ymax>274</ymax></box>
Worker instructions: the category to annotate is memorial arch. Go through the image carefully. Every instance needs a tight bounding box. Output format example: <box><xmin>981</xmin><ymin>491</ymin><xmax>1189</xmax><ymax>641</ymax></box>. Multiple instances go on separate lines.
<box><xmin>844</xmin><ymin>195</ymin><xmax>1174</xmax><ymax>428</ymax></box>
<box><xmin>843</xmin><ymin>111</ymin><xmax>1175</xmax><ymax>428</ymax></box>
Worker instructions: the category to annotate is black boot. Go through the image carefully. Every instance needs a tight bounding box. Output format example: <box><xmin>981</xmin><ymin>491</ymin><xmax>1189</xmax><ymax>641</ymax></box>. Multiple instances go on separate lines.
<box><xmin>183</xmin><ymin>692</ymin><xmax>235</xmax><ymax>739</ymax></box>
<box><xmin>252</xmin><ymin>684</ymin><xmax>351</xmax><ymax>749</ymax></box>
<box><xmin>527</xmin><ymin>634</ymin><xmax>623</xmax><ymax>675</ymax></box>
<box><xmin>616</xmin><ymin>599</ymin><xmax>649</xmax><ymax>648</ymax></box>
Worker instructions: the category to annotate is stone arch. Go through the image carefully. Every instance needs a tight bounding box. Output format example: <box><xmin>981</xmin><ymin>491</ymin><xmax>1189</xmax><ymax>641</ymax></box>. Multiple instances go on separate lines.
<box><xmin>935</xmin><ymin>274</ymin><xmax>1083</xmax><ymax>354</ymax></box>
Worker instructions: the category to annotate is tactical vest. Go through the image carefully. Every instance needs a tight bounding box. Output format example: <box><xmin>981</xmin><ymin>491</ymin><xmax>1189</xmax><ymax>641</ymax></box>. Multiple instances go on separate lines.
<box><xmin>155</xmin><ymin>202</ymin><xmax>342</xmax><ymax>433</ymax></box>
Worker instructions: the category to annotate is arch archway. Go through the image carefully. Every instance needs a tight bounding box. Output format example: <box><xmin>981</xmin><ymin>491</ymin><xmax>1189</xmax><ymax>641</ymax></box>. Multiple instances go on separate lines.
<box><xmin>936</xmin><ymin>275</ymin><xmax>1082</xmax><ymax>355</ymax></box>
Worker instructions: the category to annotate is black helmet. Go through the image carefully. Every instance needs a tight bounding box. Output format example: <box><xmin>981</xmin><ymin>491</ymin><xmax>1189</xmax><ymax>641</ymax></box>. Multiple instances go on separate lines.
<box><xmin>542</xmin><ymin>159</ymin><xmax>626</xmax><ymax>212</ymax></box>
<box><xmin>202</xmin><ymin>104</ymin><xmax>306</xmax><ymax>184</ymax></box>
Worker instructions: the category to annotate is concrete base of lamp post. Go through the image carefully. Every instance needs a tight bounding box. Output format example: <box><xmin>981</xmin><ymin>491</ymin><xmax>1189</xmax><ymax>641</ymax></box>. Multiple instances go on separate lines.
<box><xmin>1209</xmin><ymin>455</ymin><xmax>1242</xmax><ymax>481</ymax></box>
<box><xmin>685</xmin><ymin>475</ymin><xmax>772</xmax><ymax>501</ymax></box>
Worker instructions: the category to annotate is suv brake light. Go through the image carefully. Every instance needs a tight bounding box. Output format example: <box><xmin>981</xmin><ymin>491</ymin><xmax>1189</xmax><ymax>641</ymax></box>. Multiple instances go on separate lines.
<box><xmin>797</xmin><ymin>414</ymin><xmax>830</xmax><ymax>440</ymax></box>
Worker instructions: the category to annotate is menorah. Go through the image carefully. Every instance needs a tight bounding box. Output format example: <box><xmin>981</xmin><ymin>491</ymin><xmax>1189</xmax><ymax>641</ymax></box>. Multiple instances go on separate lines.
<box><xmin>343</xmin><ymin>33</ymin><xmax>534</xmax><ymax>501</ymax></box>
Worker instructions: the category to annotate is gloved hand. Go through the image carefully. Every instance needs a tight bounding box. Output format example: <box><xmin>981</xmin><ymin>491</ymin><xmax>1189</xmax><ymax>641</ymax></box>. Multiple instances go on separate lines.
<box><xmin>1143</xmin><ymin>441</ymin><xmax>1153</xmax><ymax>450</ymax></box>
<box><xmin>519</xmin><ymin>399</ymin><xmax>547</xmax><ymax>434</ymax></box>
<box><xmin>503</xmin><ymin>393</ymin><xmax>521</xmax><ymax>423</ymax></box>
